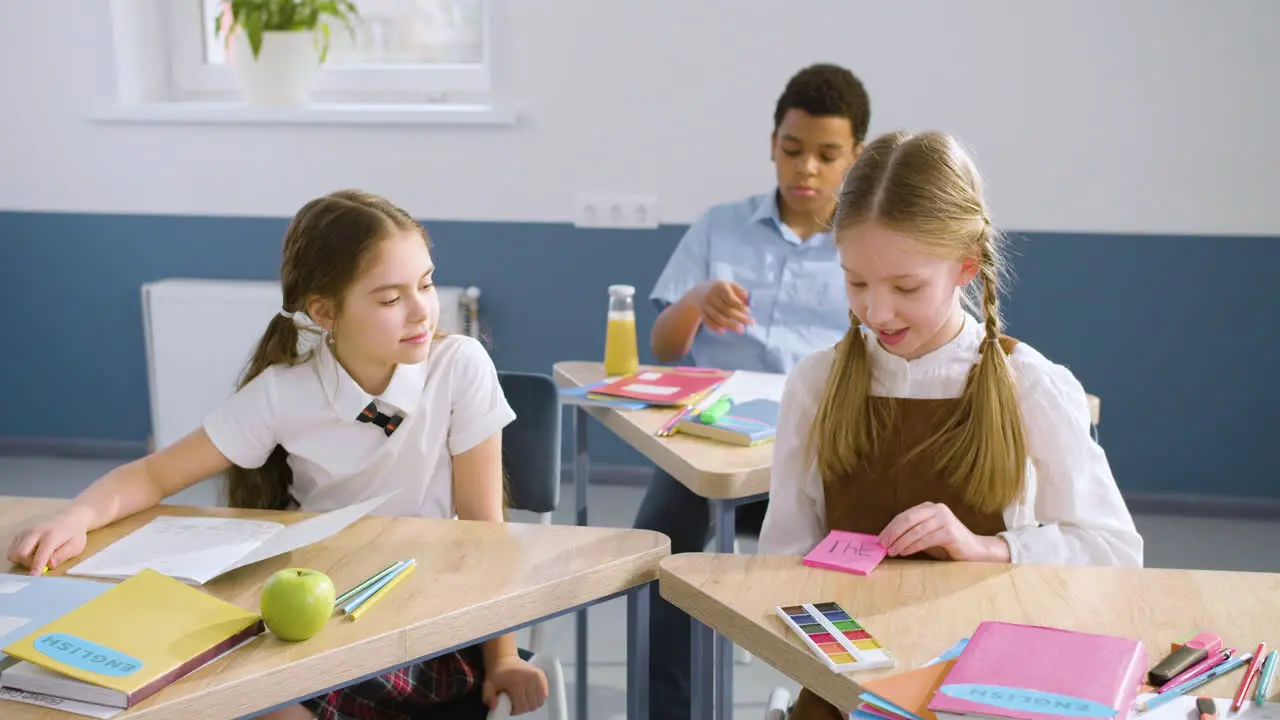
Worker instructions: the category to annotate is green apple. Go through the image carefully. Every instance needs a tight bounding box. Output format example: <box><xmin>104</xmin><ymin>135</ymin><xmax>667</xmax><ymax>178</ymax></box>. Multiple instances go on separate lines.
<box><xmin>259</xmin><ymin>568</ymin><xmax>335</xmax><ymax>641</ymax></box>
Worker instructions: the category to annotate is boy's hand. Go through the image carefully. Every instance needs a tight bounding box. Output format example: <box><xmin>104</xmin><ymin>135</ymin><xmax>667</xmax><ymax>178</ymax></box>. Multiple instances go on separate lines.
<box><xmin>693</xmin><ymin>280</ymin><xmax>753</xmax><ymax>334</ymax></box>
<box><xmin>7</xmin><ymin>511</ymin><xmax>89</xmax><ymax>575</ymax></box>
<box><xmin>482</xmin><ymin>655</ymin><xmax>549</xmax><ymax>715</ymax></box>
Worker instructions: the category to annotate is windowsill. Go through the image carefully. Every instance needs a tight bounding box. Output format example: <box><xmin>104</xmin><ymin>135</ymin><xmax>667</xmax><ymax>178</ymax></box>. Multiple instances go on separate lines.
<box><xmin>89</xmin><ymin>101</ymin><xmax>518</xmax><ymax>127</ymax></box>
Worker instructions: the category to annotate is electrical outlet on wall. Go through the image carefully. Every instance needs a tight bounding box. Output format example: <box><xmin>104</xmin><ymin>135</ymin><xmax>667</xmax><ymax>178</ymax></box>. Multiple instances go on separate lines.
<box><xmin>574</xmin><ymin>193</ymin><xmax>660</xmax><ymax>229</ymax></box>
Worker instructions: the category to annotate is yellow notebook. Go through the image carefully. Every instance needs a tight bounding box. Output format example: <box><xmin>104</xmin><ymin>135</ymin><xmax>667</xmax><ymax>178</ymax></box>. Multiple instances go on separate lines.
<box><xmin>1</xmin><ymin>568</ymin><xmax>264</xmax><ymax>708</ymax></box>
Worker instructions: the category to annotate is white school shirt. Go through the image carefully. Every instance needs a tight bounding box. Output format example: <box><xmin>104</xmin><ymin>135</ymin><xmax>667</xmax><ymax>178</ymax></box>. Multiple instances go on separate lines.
<box><xmin>202</xmin><ymin>335</ymin><xmax>515</xmax><ymax>518</ymax></box>
<box><xmin>757</xmin><ymin>312</ymin><xmax>1143</xmax><ymax>567</ymax></box>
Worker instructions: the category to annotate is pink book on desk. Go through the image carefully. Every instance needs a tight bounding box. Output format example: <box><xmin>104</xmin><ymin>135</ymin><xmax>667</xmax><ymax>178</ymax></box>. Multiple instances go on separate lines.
<box><xmin>927</xmin><ymin>621</ymin><xmax>1147</xmax><ymax>720</ymax></box>
<box><xmin>802</xmin><ymin>530</ymin><xmax>888</xmax><ymax>575</ymax></box>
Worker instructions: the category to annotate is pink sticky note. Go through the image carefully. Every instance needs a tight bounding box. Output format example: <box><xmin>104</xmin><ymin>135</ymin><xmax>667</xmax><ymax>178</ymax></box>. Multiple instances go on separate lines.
<box><xmin>801</xmin><ymin>530</ymin><xmax>888</xmax><ymax>576</ymax></box>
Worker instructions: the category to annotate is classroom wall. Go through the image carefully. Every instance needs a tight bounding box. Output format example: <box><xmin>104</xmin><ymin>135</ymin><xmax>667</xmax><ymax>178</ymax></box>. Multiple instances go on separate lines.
<box><xmin>2</xmin><ymin>1</ymin><xmax>1278</xmax><ymax>500</ymax></box>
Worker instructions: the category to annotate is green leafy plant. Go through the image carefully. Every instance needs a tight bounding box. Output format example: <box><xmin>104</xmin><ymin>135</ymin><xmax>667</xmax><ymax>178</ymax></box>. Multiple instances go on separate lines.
<box><xmin>215</xmin><ymin>0</ymin><xmax>361</xmax><ymax>63</ymax></box>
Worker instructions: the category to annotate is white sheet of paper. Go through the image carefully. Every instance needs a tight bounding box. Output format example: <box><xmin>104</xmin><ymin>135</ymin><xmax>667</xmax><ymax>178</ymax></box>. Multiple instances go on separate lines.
<box><xmin>0</xmin><ymin>580</ymin><xmax>28</xmax><ymax>595</ymax></box>
<box><xmin>67</xmin><ymin>516</ymin><xmax>282</xmax><ymax>584</ymax></box>
<box><xmin>0</xmin><ymin>616</ymin><xmax>29</xmax><ymax>637</ymax></box>
<box><xmin>710</xmin><ymin>370</ymin><xmax>787</xmax><ymax>404</ymax></box>
<box><xmin>0</xmin><ymin>687</ymin><xmax>120</xmax><ymax>718</ymax></box>
<box><xmin>66</xmin><ymin>493</ymin><xmax>394</xmax><ymax>585</ymax></box>
<box><xmin>1133</xmin><ymin>694</ymin><xmax>1280</xmax><ymax>720</ymax></box>
<box><xmin>229</xmin><ymin>492</ymin><xmax>396</xmax><ymax>571</ymax></box>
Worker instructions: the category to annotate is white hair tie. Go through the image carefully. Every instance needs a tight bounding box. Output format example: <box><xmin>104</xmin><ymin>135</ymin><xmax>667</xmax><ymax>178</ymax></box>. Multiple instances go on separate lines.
<box><xmin>279</xmin><ymin>308</ymin><xmax>324</xmax><ymax>355</ymax></box>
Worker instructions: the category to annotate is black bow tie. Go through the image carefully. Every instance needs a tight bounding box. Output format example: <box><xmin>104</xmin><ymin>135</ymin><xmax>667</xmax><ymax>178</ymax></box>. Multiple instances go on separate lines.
<box><xmin>357</xmin><ymin>402</ymin><xmax>403</xmax><ymax>437</ymax></box>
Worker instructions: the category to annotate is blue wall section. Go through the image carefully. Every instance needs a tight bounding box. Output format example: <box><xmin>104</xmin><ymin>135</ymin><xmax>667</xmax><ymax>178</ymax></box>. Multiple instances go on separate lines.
<box><xmin>2</xmin><ymin>211</ymin><xmax>1277</xmax><ymax>497</ymax></box>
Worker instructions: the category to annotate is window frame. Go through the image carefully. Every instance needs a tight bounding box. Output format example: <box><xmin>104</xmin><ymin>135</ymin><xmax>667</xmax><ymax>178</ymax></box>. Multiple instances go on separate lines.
<box><xmin>165</xmin><ymin>0</ymin><xmax>504</xmax><ymax>104</ymax></box>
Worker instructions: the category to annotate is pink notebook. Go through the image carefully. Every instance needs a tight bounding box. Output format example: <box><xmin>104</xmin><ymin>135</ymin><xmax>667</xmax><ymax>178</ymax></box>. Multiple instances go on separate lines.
<box><xmin>802</xmin><ymin>530</ymin><xmax>888</xmax><ymax>575</ymax></box>
<box><xmin>927</xmin><ymin>621</ymin><xmax>1147</xmax><ymax>720</ymax></box>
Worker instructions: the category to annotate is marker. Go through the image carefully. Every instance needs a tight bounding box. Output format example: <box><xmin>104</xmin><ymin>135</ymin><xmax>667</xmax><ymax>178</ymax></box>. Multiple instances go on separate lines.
<box><xmin>699</xmin><ymin>396</ymin><xmax>734</xmax><ymax>424</ymax></box>
<box><xmin>1160</xmin><ymin>649</ymin><xmax>1233</xmax><ymax>693</ymax></box>
<box><xmin>1255</xmin><ymin>649</ymin><xmax>1278</xmax><ymax>704</ymax></box>
<box><xmin>1233</xmin><ymin>643</ymin><xmax>1267</xmax><ymax>712</ymax></box>
<box><xmin>1138</xmin><ymin>653</ymin><xmax>1253</xmax><ymax>712</ymax></box>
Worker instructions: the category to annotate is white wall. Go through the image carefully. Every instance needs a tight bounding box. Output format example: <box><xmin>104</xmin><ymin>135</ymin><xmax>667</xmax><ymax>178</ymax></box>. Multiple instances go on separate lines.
<box><xmin>0</xmin><ymin>0</ymin><xmax>1277</xmax><ymax>236</ymax></box>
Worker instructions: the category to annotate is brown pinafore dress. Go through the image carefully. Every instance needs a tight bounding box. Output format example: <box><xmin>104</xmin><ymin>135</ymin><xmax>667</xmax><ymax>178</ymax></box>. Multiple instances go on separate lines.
<box><xmin>787</xmin><ymin>336</ymin><xmax>1019</xmax><ymax>720</ymax></box>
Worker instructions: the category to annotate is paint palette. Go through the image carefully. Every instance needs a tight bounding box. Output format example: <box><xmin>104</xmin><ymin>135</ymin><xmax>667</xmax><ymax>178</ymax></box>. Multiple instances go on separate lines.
<box><xmin>775</xmin><ymin>601</ymin><xmax>895</xmax><ymax>673</ymax></box>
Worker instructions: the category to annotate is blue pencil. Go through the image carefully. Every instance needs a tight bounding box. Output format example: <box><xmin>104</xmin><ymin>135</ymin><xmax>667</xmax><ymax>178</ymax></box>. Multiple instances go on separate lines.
<box><xmin>340</xmin><ymin>559</ymin><xmax>414</xmax><ymax>615</ymax></box>
<box><xmin>1138</xmin><ymin>653</ymin><xmax>1253</xmax><ymax>712</ymax></box>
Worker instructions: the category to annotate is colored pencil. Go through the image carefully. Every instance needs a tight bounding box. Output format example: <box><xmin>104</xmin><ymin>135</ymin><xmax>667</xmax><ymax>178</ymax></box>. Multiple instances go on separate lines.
<box><xmin>340</xmin><ymin>559</ymin><xmax>414</xmax><ymax>615</ymax></box>
<box><xmin>334</xmin><ymin>560</ymin><xmax>403</xmax><ymax>608</ymax></box>
<box><xmin>349</xmin><ymin>561</ymin><xmax>417</xmax><ymax>621</ymax></box>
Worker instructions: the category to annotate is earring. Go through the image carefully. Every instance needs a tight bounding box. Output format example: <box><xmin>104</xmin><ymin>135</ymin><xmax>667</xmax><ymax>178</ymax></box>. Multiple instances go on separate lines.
<box><xmin>325</xmin><ymin>329</ymin><xmax>335</xmax><ymax>346</ymax></box>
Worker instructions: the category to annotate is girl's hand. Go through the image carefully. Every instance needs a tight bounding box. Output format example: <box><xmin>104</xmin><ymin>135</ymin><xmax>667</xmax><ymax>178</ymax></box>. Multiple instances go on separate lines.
<box><xmin>481</xmin><ymin>654</ymin><xmax>549</xmax><ymax>716</ymax></box>
<box><xmin>7</xmin><ymin>511</ymin><xmax>89</xmax><ymax>575</ymax></box>
<box><xmin>878</xmin><ymin>502</ymin><xmax>1010</xmax><ymax>562</ymax></box>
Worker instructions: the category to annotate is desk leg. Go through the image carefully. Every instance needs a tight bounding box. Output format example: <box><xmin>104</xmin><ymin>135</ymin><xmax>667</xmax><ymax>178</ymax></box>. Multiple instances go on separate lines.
<box><xmin>573</xmin><ymin>407</ymin><xmax>590</xmax><ymax>720</ymax></box>
<box><xmin>691</xmin><ymin>614</ymin><xmax>715</xmax><ymax>720</ymax></box>
<box><xmin>626</xmin><ymin>582</ymin><xmax>651</xmax><ymax>720</ymax></box>
<box><xmin>712</xmin><ymin>499</ymin><xmax>736</xmax><ymax>720</ymax></box>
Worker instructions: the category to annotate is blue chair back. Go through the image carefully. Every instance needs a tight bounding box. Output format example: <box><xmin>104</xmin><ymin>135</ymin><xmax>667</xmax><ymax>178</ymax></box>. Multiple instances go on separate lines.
<box><xmin>496</xmin><ymin>371</ymin><xmax>561</xmax><ymax>514</ymax></box>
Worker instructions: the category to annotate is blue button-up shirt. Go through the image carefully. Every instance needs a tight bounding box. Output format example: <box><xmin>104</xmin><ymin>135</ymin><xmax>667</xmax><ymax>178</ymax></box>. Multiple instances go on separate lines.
<box><xmin>650</xmin><ymin>192</ymin><xmax>850</xmax><ymax>374</ymax></box>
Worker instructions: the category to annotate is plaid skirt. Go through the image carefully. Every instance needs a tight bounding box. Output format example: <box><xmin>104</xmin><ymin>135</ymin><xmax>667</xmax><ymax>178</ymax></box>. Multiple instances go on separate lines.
<box><xmin>303</xmin><ymin>644</ymin><xmax>488</xmax><ymax>720</ymax></box>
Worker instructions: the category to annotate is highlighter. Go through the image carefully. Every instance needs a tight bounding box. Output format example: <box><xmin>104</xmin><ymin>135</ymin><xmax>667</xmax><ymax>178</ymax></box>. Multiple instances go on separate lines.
<box><xmin>699</xmin><ymin>396</ymin><xmax>734</xmax><ymax>424</ymax></box>
<box><xmin>1150</xmin><ymin>632</ymin><xmax>1223</xmax><ymax>686</ymax></box>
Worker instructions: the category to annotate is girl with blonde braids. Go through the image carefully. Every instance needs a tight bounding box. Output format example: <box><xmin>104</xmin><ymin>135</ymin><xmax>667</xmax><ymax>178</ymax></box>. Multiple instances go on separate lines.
<box><xmin>758</xmin><ymin>131</ymin><xmax>1141</xmax><ymax>720</ymax></box>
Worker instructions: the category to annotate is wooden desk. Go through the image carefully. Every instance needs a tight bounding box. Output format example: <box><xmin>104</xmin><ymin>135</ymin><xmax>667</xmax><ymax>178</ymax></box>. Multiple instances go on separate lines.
<box><xmin>553</xmin><ymin>361</ymin><xmax>773</xmax><ymax>501</ymax></box>
<box><xmin>0</xmin><ymin>497</ymin><xmax>669</xmax><ymax>720</ymax></box>
<box><xmin>661</xmin><ymin>553</ymin><xmax>1280</xmax><ymax>717</ymax></box>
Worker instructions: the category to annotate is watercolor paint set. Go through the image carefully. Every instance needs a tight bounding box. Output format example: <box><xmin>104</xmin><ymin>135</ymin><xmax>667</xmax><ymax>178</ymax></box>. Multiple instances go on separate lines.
<box><xmin>775</xmin><ymin>601</ymin><xmax>895</xmax><ymax>673</ymax></box>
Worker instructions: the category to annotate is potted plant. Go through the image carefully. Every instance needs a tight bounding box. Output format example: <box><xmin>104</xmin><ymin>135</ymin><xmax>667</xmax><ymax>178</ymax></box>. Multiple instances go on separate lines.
<box><xmin>215</xmin><ymin>0</ymin><xmax>360</xmax><ymax>107</ymax></box>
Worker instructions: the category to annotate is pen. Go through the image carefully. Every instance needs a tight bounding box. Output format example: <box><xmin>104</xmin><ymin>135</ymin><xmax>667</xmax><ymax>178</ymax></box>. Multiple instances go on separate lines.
<box><xmin>657</xmin><ymin>384</ymin><xmax>724</xmax><ymax>436</ymax></box>
<box><xmin>1138</xmin><ymin>653</ymin><xmax>1253</xmax><ymax>712</ymax></box>
<box><xmin>656</xmin><ymin>404</ymin><xmax>695</xmax><ymax>437</ymax></box>
<box><xmin>1255</xmin><ymin>649</ymin><xmax>1278</xmax><ymax>704</ymax></box>
<box><xmin>1160</xmin><ymin>649</ymin><xmax>1233</xmax><ymax>693</ymax></box>
<box><xmin>1233</xmin><ymin>643</ymin><xmax>1267</xmax><ymax>711</ymax></box>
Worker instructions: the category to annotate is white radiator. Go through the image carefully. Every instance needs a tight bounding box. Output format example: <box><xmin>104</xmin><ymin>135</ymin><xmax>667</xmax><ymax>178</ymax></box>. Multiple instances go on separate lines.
<box><xmin>140</xmin><ymin>278</ymin><xmax>481</xmax><ymax>506</ymax></box>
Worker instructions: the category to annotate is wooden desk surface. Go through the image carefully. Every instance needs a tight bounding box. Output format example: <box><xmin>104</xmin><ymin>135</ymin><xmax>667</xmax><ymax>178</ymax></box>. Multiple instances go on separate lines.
<box><xmin>1</xmin><ymin>497</ymin><xmax>669</xmax><ymax>720</ymax></box>
<box><xmin>553</xmin><ymin>361</ymin><xmax>773</xmax><ymax>500</ymax></box>
<box><xmin>661</xmin><ymin>553</ymin><xmax>1279</xmax><ymax>712</ymax></box>
<box><xmin>553</xmin><ymin>361</ymin><xmax>1101</xmax><ymax>501</ymax></box>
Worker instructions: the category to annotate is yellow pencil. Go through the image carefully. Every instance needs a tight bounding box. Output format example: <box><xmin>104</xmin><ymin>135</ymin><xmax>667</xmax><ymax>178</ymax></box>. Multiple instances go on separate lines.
<box><xmin>348</xmin><ymin>561</ymin><xmax>416</xmax><ymax>621</ymax></box>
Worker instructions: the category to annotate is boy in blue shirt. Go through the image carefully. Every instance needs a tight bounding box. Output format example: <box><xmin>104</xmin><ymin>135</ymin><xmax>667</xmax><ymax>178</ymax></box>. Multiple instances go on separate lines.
<box><xmin>638</xmin><ymin>63</ymin><xmax>872</xmax><ymax>716</ymax></box>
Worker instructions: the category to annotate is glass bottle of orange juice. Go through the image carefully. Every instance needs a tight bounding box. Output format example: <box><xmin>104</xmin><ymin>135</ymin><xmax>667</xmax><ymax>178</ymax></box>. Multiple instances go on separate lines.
<box><xmin>604</xmin><ymin>284</ymin><xmax>639</xmax><ymax>376</ymax></box>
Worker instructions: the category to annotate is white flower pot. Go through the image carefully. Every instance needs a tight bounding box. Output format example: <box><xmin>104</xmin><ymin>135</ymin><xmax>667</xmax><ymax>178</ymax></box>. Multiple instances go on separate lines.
<box><xmin>232</xmin><ymin>30</ymin><xmax>321</xmax><ymax>108</ymax></box>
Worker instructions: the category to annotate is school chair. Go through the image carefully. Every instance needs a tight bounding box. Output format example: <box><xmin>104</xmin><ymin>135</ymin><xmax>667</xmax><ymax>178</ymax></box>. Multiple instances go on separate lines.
<box><xmin>494</xmin><ymin>371</ymin><xmax>568</xmax><ymax>720</ymax></box>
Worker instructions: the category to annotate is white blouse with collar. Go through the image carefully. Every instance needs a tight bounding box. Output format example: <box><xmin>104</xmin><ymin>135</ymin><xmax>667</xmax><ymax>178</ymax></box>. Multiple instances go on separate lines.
<box><xmin>757</xmin><ymin>313</ymin><xmax>1143</xmax><ymax>567</ymax></box>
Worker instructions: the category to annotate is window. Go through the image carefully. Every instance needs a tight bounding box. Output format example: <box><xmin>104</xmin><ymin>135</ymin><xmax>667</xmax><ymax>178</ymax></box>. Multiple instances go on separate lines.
<box><xmin>166</xmin><ymin>0</ymin><xmax>503</xmax><ymax>106</ymax></box>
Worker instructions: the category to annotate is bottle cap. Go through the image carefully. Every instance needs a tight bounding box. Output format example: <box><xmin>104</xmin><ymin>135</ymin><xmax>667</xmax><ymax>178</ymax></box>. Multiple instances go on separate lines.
<box><xmin>608</xmin><ymin>284</ymin><xmax>636</xmax><ymax>296</ymax></box>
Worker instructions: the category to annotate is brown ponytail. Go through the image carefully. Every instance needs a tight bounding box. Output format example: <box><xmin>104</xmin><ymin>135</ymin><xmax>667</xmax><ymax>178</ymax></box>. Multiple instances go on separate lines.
<box><xmin>224</xmin><ymin>314</ymin><xmax>306</xmax><ymax>510</ymax></box>
<box><xmin>812</xmin><ymin>311</ymin><xmax>893</xmax><ymax>486</ymax></box>
<box><xmin>909</xmin><ymin>232</ymin><xmax>1026</xmax><ymax>513</ymax></box>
